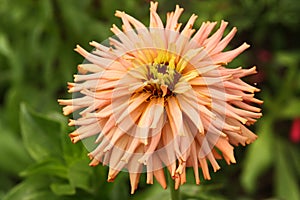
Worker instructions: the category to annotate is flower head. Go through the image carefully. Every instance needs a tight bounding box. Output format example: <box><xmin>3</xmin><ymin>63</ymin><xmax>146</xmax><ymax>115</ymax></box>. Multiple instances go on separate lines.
<box><xmin>58</xmin><ymin>2</ymin><xmax>262</xmax><ymax>194</ymax></box>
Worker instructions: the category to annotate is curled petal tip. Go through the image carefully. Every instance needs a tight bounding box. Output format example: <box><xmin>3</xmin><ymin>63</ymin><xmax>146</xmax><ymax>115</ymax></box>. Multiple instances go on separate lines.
<box><xmin>213</xmin><ymin>166</ymin><xmax>221</xmax><ymax>172</ymax></box>
<box><xmin>89</xmin><ymin>159</ymin><xmax>100</xmax><ymax>167</ymax></box>
<box><xmin>87</xmin><ymin>153</ymin><xmax>93</xmax><ymax>160</ymax></box>
<box><xmin>68</xmin><ymin>119</ymin><xmax>75</xmax><ymax>126</ymax></box>
<box><xmin>62</xmin><ymin>106</ymin><xmax>73</xmax><ymax>116</ymax></box>
<box><xmin>114</xmin><ymin>10</ymin><xmax>123</xmax><ymax>17</ymax></box>
<box><xmin>107</xmin><ymin>177</ymin><xmax>113</xmax><ymax>182</ymax></box>
<box><xmin>221</xmin><ymin>19</ymin><xmax>228</xmax><ymax>23</ymax></box>
<box><xmin>74</xmin><ymin>44</ymin><xmax>80</xmax><ymax>51</ymax></box>
<box><xmin>243</xmin><ymin>42</ymin><xmax>251</xmax><ymax>48</ymax></box>
<box><xmin>70</xmin><ymin>136</ymin><xmax>80</xmax><ymax>144</ymax></box>
<box><xmin>57</xmin><ymin>99</ymin><xmax>63</xmax><ymax>104</ymax></box>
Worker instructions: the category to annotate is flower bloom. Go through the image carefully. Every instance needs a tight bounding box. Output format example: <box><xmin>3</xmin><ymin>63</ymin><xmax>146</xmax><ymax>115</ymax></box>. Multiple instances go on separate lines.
<box><xmin>58</xmin><ymin>2</ymin><xmax>262</xmax><ymax>194</ymax></box>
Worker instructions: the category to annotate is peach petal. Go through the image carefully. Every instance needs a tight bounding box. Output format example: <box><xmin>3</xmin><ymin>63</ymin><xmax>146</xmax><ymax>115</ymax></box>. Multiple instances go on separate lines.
<box><xmin>192</xmin><ymin>21</ymin><xmax>217</xmax><ymax>46</ymax></box>
<box><xmin>69</xmin><ymin>123</ymin><xmax>101</xmax><ymax>140</ymax></box>
<box><xmin>136</xmin><ymin>99</ymin><xmax>159</xmax><ymax>142</ymax></box>
<box><xmin>117</xmin><ymin>103</ymin><xmax>147</xmax><ymax>135</ymax></box>
<box><xmin>203</xmin><ymin>20</ymin><xmax>228</xmax><ymax>53</ymax></box>
<box><xmin>181</xmin><ymin>169</ymin><xmax>187</xmax><ymax>185</ymax></box>
<box><xmin>61</xmin><ymin>105</ymin><xmax>78</xmax><ymax>116</ymax></box>
<box><xmin>199</xmin><ymin>158</ymin><xmax>211</xmax><ymax>180</ymax></box>
<box><xmin>129</xmin><ymin>172</ymin><xmax>141</xmax><ymax>194</ymax></box>
<box><xmin>230</xmin><ymin>100</ymin><xmax>262</xmax><ymax>113</ymax></box>
<box><xmin>89</xmin><ymin>158</ymin><xmax>100</xmax><ymax>167</ymax></box>
<box><xmin>150</xmin><ymin>1</ymin><xmax>164</xmax><ymax>29</ymax></box>
<box><xmin>173</xmin><ymin>80</ymin><xmax>192</xmax><ymax>94</ymax></box>
<box><xmin>195</xmin><ymin>64</ymin><xmax>220</xmax><ymax>75</ymax></box>
<box><xmin>228</xmin><ymin>119</ymin><xmax>258</xmax><ymax>143</ymax></box>
<box><xmin>110</xmin><ymin>24</ymin><xmax>135</xmax><ymax>50</ymax></box>
<box><xmin>174</xmin><ymin>175</ymin><xmax>181</xmax><ymax>190</ymax></box>
<box><xmin>100</xmin><ymin>128</ymin><xmax>124</xmax><ymax>151</ymax></box>
<box><xmin>225</xmin><ymin>131</ymin><xmax>248</xmax><ymax>146</ymax></box>
<box><xmin>189</xmin><ymin>141</ymin><xmax>200</xmax><ymax>184</ymax></box>
<box><xmin>166</xmin><ymin>96</ymin><xmax>184</xmax><ymax>135</ymax></box>
<box><xmin>176</xmin><ymin>14</ymin><xmax>197</xmax><ymax>54</ymax></box>
<box><xmin>189</xmin><ymin>75</ymin><xmax>231</xmax><ymax>86</ymax></box>
<box><xmin>215</xmin><ymin>137</ymin><xmax>236</xmax><ymax>164</ymax></box>
<box><xmin>231</xmin><ymin>78</ymin><xmax>260</xmax><ymax>92</ymax></box>
<box><xmin>154</xmin><ymin>168</ymin><xmax>167</xmax><ymax>189</ymax></box>
<box><xmin>127</xmin><ymin>146</ymin><xmax>143</xmax><ymax>194</ymax></box>
<box><xmin>75</xmin><ymin>45</ymin><xmax>115</xmax><ymax>68</ymax></box>
<box><xmin>168</xmin><ymin>5</ymin><xmax>184</xmax><ymax>31</ymax></box>
<box><xmin>116</xmin><ymin>93</ymin><xmax>151</xmax><ymax>124</ymax></box>
<box><xmin>212</xmin><ymin>149</ymin><xmax>222</xmax><ymax>159</ymax></box>
<box><xmin>177</xmin><ymin>94</ymin><xmax>204</xmax><ymax>134</ymax></box>
<box><xmin>181</xmin><ymin>14</ymin><xmax>198</xmax><ymax>37</ymax></box>
<box><xmin>223</xmin><ymin>81</ymin><xmax>257</xmax><ymax>93</ymax></box>
<box><xmin>210</xmin><ymin>27</ymin><xmax>237</xmax><ymax>55</ymax></box>
<box><xmin>121</xmin><ymin>137</ymin><xmax>142</xmax><ymax>163</ymax></box>
<box><xmin>146</xmin><ymin>171</ymin><xmax>154</xmax><ymax>184</ymax></box>
<box><xmin>206</xmin><ymin>152</ymin><xmax>221</xmax><ymax>172</ymax></box>
<box><xmin>211</xmin><ymin>42</ymin><xmax>250</xmax><ymax>64</ymax></box>
<box><xmin>80</xmin><ymin>100</ymin><xmax>111</xmax><ymax>116</ymax></box>
<box><xmin>177</xmin><ymin>48</ymin><xmax>203</xmax><ymax>72</ymax></box>
<box><xmin>78</xmin><ymin>63</ymin><xmax>104</xmax><ymax>74</ymax></box>
<box><xmin>108</xmin><ymin>135</ymin><xmax>128</xmax><ymax>167</ymax></box>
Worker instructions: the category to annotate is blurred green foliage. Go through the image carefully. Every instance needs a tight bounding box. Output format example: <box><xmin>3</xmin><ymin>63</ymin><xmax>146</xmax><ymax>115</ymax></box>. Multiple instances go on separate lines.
<box><xmin>0</xmin><ymin>0</ymin><xmax>299</xmax><ymax>199</ymax></box>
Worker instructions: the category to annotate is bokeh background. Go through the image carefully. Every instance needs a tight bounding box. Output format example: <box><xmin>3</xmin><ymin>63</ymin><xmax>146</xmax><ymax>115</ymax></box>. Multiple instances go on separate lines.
<box><xmin>0</xmin><ymin>0</ymin><xmax>299</xmax><ymax>199</ymax></box>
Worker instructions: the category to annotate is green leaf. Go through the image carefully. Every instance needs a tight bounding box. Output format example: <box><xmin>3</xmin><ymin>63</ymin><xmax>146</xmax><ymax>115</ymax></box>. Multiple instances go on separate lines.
<box><xmin>281</xmin><ymin>98</ymin><xmax>300</xmax><ymax>118</ymax></box>
<box><xmin>50</xmin><ymin>183</ymin><xmax>76</xmax><ymax>196</ymax></box>
<box><xmin>288</xmin><ymin>144</ymin><xmax>300</xmax><ymax>176</ymax></box>
<box><xmin>241</xmin><ymin>118</ymin><xmax>274</xmax><ymax>193</ymax></box>
<box><xmin>109</xmin><ymin>173</ymin><xmax>130</xmax><ymax>200</ymax></box>
<box><xmin>20</xmin><ymin>158</ymin><xmax>68</xmax><ymax>179</ymax></box>
<box><xmin>132</xmin><ymin>182</ymin><xmax>169</xmax><ymax>200</ymax></box>
<box><xmin>68</xmin><ymin>159</ymin><xmax>94</xmax><ymax>193</ymax></box>
<box><xmin>275</xmin><ymin>140</ymin><xmax>300</xmax><ymax>200</ymax></box>
<box><xmin>3</xmin><ymin>176</ymin><xmax>59</xmax><ymax>200</ymax></box>
<box><xmin>0</xmin><ymin>121</ymin><xmax>32</xmax><ymax>174</ymax></box>
<box><xmin>0</xmin><ymin>33</ymin><xmax>12</xmax><ymax>57</ymax></box>
<box><xmin>275</xmin><ymin>51</ymin><xmax>300</xmax><ymax>67</ymax></box>
<box><xmin>20</xmin><ymin>103</ymin><xmax>62</xmax><ymax>161</ymax></box>
<box><xmin>61</xmin><ymin>131</ymin><xmax>87</xmax><ymax>165</ymax></box>
<box><xmin>180</xmin><ymin>184</ymin><xmax>228</xmax><ymax>200</ymax></box>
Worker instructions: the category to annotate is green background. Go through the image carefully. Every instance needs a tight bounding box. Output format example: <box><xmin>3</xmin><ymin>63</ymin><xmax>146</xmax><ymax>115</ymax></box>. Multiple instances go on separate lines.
<box><xmin>0</xmin><ymin>0</ymin><xmax>299</xmax><ymax>199</ymax></box>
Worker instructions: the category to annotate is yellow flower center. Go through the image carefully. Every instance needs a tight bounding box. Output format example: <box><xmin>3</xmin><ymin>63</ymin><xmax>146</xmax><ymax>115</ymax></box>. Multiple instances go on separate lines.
<box><xmin>143</xmin><ymin>51</ymin><xmax>182</xmax><ymax>98</ymax></box>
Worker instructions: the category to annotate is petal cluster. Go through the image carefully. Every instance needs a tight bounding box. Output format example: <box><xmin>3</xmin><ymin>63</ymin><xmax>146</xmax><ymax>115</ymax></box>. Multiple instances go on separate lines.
<box><xmin>58</xmin><ymin>2</ymin><xmax>262</xmax><ymax>194</ymax></box>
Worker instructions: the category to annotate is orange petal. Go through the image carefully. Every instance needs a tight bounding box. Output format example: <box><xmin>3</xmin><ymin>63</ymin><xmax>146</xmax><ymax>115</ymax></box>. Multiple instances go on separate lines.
<box><xmin>154</xmin><ymin>168</ymin><xmax>167</xmax><ymax>189</ymax></box>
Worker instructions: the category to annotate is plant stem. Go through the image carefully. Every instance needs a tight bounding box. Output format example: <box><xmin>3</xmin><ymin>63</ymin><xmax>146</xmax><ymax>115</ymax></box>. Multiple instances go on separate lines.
<box><xmin>168</xmin><ymin>174</ymin><xmax>181</xmax><ymax>200</ymax></box>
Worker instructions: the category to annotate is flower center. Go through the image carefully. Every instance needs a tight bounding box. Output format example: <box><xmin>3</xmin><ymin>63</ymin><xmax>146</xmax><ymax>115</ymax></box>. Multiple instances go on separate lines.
<box><xmin>142</xmin><ymin>52</ymin><xmax>181</xmax><ymax>98</ymax></box>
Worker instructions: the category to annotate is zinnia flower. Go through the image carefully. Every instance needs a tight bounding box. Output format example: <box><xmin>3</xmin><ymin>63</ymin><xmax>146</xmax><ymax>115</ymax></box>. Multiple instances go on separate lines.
<box><xmin>58</xmin><ymin>2</ymin><xmax>262</xmax><ymax>194</ymax></box>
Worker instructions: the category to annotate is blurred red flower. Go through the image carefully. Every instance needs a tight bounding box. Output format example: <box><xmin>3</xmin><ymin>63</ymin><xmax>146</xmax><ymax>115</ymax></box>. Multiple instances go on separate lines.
<box><xmin>257</xmin><ymin>49</ymin><xmax>272</xmax><ymax>63</ymax></box>
<box><xmin>290</xmin><ymin>118</ymin><xmax>300</xmax><ymax>143</ymax></box>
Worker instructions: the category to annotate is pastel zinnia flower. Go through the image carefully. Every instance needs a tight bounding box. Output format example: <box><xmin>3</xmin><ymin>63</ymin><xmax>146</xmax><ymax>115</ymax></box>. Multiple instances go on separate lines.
<box><xmin>58</xmin><ymin>2</ymin><xmax>262</xmax><ymax>194</ymax></box>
